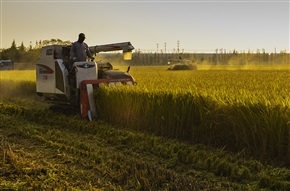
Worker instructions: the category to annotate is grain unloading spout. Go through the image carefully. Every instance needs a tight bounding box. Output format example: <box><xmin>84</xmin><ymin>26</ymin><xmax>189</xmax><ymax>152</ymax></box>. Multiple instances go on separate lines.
<box><xmin>89</xmin><ymin>42</ymin><xmax>134</xmax><ymax>60</ymax></box>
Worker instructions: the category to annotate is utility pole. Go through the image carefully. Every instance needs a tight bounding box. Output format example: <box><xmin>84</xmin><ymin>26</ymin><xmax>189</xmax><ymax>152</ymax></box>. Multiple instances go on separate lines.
<box><xmin>164</xmin><ymin>43</ymin><xmax>166</xmax><ymax>54</ymax></box>
<box><xmin>177</xmin><ymin>40</ymin><xmax>180</xmax><ymax>53</ymax></box>
<box><xmin>157</xmin><ymin>43</ymin><xmax>159</xmax><ymax>53</ymax></box>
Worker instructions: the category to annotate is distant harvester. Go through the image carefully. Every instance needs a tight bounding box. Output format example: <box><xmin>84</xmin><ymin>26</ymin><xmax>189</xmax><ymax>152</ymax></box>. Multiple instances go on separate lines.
<box><xmin>167</xmin><ymin>58</ymin><xmax>197</xmax><ymax>70</ymax></box>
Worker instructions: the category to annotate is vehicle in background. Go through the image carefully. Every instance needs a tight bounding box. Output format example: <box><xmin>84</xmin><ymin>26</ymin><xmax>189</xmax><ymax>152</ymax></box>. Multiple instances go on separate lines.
<box><xmin>0</xmin><ymin>60</ymin><xmax>14</xmax><ymax>70</ymax></box>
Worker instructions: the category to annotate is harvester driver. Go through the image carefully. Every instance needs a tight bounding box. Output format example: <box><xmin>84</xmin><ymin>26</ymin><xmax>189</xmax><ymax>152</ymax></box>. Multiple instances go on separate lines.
<box><xmin>68</xmin><ymin>33</ymin><xmax>94</xmax><ymax>99</ymax></box>
<box><xmin>70</xmin><ymin>33</ymin><xmax>94</xmax><ymax>66</ymax></box>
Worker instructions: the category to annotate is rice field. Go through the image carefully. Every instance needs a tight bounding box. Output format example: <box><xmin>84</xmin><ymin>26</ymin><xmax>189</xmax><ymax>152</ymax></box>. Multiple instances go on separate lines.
<box><xmin>0</xmin><ymin>64</ymin><xmax>290</xmax><ymax>190</ymax></box>
<box><xmin>1</xmin><ymin>99</ymin><xmax>290</xmax><ymax>190</ymax></box>
<box><xmin>97</xmin><ymin>65</ymin><xmax>290</xmax><ymax>162</ymax></box>
<box><xmin>1</xmin><ymin>65</ymin><xmax>289</xmax><ymax>162</ymax></box>
<box><xmin>0</xmin><ymin>70</ymin><xmax>35</xmax><ymax>97</ymax></box>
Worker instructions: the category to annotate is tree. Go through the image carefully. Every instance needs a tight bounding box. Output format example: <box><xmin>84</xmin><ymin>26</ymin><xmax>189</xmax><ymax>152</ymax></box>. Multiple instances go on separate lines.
<box><xmin>29</xmin><ymin>41</ymin><xmax>33</xmax><ymax>51</ymax></box>
<box><xmin>0</xmin><ymin>40</ymin><xmax>19</xmax><ymax>61</ymax></box>
<box><xmin>19</xmin><ymin>41</ymin><xmax>26</xmax><ymax>52</ymax></box>
<box><xmin>10</xmin><ymin>40</ymin><xmax>17</xmax><ymax>51</ymax></box>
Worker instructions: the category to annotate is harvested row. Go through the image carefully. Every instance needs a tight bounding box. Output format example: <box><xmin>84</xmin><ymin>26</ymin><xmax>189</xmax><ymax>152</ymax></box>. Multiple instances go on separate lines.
<box><xmin>1</xmin><ymin>100</ymin><xmax>290</xmax><ymax>190</ymax></box>
<box><xmin>0</xmin><ymin>101</ymin><xmax>243</xmax><ymax>190</ymax></box>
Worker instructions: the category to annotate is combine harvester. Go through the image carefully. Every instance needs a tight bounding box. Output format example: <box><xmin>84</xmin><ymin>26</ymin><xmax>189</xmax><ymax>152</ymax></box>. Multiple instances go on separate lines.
<box><xmin>36</xmin><ymin>42</ymin><xmax>136</xmax><ymax>120</ymax></box>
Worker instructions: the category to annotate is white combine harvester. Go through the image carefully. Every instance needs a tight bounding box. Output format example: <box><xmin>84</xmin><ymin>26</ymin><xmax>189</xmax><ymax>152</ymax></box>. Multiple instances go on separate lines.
<box><xmin>36</xmin><ymin>42</ymin><xmax>136</xmax><ymax>120</ymax></box>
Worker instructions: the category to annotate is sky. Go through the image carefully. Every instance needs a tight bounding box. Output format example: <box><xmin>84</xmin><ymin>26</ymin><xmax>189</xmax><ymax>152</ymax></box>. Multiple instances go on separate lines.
<box><xmin>0</xmin><ymin>0</ymin><xmax>289</xmax><ymax>53</ymax></box>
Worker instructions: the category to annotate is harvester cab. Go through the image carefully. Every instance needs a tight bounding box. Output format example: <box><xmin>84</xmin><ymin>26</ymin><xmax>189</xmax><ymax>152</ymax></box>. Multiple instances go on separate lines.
<box><xmin>36</xmin><ymin>42</ymin><xmax>135</xmax><ymax>120</ymax></box>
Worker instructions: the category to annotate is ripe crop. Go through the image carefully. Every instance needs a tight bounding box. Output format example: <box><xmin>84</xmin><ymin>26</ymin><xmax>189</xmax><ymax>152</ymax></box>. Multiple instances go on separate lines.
<box><xmin>1</xmin><ymin>65</ymin><xmax>290</xmax><ymax>190</ymax></box>
<box><xmin>96</xmin><ymin>65</ymin><xmax>290</xmax><ymax>162</ymax></box>
<box><xmin>0</xmin><ymin>70</ymin><xmax>35</xmax><ymax>98</ymax></box>
<box><xmin>1</xmin><ymin>65</ymin><xmax>289</xmax><ymax>163</ymax></box>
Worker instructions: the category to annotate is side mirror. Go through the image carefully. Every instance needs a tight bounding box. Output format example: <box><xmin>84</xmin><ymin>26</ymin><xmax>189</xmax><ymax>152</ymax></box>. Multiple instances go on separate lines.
<box><xmin>123</xmin><ymin>51</ymin><xmax>132</xmax><ymax>60</ymax></box>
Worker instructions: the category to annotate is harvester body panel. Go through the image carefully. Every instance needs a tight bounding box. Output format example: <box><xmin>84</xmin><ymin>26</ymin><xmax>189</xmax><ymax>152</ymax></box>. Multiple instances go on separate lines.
<box><xmin>73</xmin><ymin>62</ymin><xmax>98</xmax><ymax>89</ymax></box>
<box><xmin>36</xmin><ymin>45</ymin><xmax>69</xmax><ymax>102</ymax></box>
<box><xmin>36</xmin><ymin>46</ymin><xmax>57</xmax><ymax>95</ymax></box>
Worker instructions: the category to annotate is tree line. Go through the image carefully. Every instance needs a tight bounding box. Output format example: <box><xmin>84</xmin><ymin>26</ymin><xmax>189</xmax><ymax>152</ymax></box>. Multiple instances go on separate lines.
<box><xmin>0</xmin><ymin>39</ymin><xmax>289</xmax><ymax>66</ymax></box>
<box><xmin>0</xmin><ymin>39</ymin><xmax>71</xmax><ymax>64</ymax></box>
